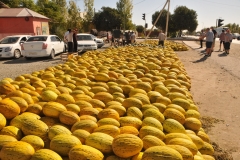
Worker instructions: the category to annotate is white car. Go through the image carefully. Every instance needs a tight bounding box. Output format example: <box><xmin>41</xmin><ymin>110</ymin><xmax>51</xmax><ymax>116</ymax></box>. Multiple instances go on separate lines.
<box><xmin>22</xmin><ymin>35</ymin><xmax>65</xmax><ymax>60</ymax></box>
<box><xmin>77</xmin><ymin>33</ymin><xmax>97</xmax><ymax>52</ymax></box>
<box><xmin>90</xmin><ymin>35</ymin><xmax>104</xmax><ymax>48</ymax></box>
<box><xmin>0</xmin><ymin>35</ymin><xmax>31</xmax><ymax>59</ymax></box>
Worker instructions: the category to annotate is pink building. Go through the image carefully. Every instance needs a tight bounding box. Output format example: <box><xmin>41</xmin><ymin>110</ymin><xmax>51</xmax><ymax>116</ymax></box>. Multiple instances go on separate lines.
<box><xmin>0</xmin><ymin>8</ymin><xmax>50</xmax><ymax>39</ymax></box>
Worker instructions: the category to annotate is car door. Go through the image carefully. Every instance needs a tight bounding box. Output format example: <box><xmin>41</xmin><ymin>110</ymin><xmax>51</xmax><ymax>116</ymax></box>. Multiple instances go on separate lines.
<box><xmin>55</xmin><ymin>36</ymin><xmax>63</xmax><ymax>53</ymax></box>
<box><xmin>50</xmin><ymin>36</ymin><xmax>59</xmax><ymax>53</ymax></box>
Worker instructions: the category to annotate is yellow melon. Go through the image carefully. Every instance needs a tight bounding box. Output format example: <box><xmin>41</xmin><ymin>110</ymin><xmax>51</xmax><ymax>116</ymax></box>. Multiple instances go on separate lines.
<box><xmin>56</xmin><ymin>93</ymin><xmax>75</xmax><ymax>105</ymax></box>
<box><xmin>112</xmin><ymin>134</ymin><xmax>143</xmax><ymax>158</ymax></box>
<box><xmin>119</xmin><ymin>126</ymin><xmax>139</xmax><ymax>136</ymax></box>
<box><xmin>48</xmin><ymin>124</ymin><xmax>72</xmax><ymax>140</ymax></box>
<box><xmin>71</xmin><ymin>120</ymin><xmax>98</xmax><ymax>133</ymax></box>
<box><xmin>0</xmin><ymin>98</ymin><xmax>20</xmax><ymax>119</ymax></box>
<box><xmin>86</xmin><ymin>132</ymin><xmax>113</xmax><ymax>154</ymax></box>
<box><xmin>0</xmin><ymin>113</ymin><xmax>6</xmax><ymax>130</ymax></box>
<box><xmin>0</xmin><ymin>141</ymin><xmax>35</xmax><ymax>160</ymax></box>
<box><xmin>59</xmin><ymin>111</ymin><xmax>80</xmax><ymax>126</ymax></box>
<box><xmin>20</xmin><ymin>135</ymin><xmax>44</xmax><ymax>151</ymax></box>
<box><xmin>69</xmin><ymin>144</ymin><xmax>104</xmax><ymax>160</ymax></box>
<box><xmin>42</xmin><ymin>102</ymin><xmax>67</xmax><ymax>118</ymax></box>
<box><xmin>0</xmin><ymin>126</ymin><xmax>23</xmax><ymax>140</ymax></box>
<box><xmin>142</xmin><ymin>146</ymin><xmax>183</xmax><ymax>160</ymax></box>
<box><xmin>50</xmin><ymin>134</ymin><xmax>81</xmax><ymax>156</ymax></box>
<box><xmin>72</xmin><ymin>129</ymin><xmax>90</xmax><ymax>144</ymax></box>
<box><xmin>93</xmin><ymin>92</ymin><xmax>113</xmax><ymax>104</ymax></box>
<box><xmin>30</xmin><ymin>149</ymin><xmax>62</xmax><ymax>160</ymax></box>
<box><xmin>167</xmin><ymin>145</ymin><xmax>194</xmax><ymax>160</ymax></box>
<box><xmin>142</xmin><ymin>135</ymin><xmax>165</xmax><ymax>150</ymax></box>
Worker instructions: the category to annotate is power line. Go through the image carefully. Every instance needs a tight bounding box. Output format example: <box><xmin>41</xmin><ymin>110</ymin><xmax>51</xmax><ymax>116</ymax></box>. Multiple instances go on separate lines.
<box><xmin>146</xmin><ymin>2</ymin><xmax>166</xmax><ymax>15</ymax></box>
<box><xmin>133</xmin><ymin>0</ymin><xmax>146</xmax><ymax>6</ymax></box>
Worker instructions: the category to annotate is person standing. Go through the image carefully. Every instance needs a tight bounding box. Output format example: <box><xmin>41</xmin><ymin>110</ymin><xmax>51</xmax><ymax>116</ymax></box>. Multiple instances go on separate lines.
<box><xmin>199</xmin><ymin>29</ymin><xmax>205</xmax><ymax>48</ymax></box>
<box><xmin>130</xmin><ymin>32</ymin><xmax>136</xmax><ymax>44</ymax></box>
<box><xmin>219</xmin><ymin>30</ymin><xmax>225</xmax><ymax>51</ymax></box>
<box><xmin>210</xmin><ymin>27</ymin><xmax>217</xmax><ymax>52</ymax></box>
<box><xmin>203</xmin><ymin>28</ymin><xmax>214</xmax><ymax>56</ymax></box>
<box><xmin>64</xmin><ymin>29</ymin><xmax>70</xmax><ymax>42</ymax></box>
<box><xmin>73</xmin><ymin>29</ymin><xmax>78</xmax><ymax>52</ymax></box>
<box><xmin>224</xmin><ymin>29</ymin><xmax>233</xmax><ymax>55</ymax></box>
<box><xmin>158</xmin><ymin>30</ymin><xmax>166</xmax><ymax>47</ymax></box>
<box><xmin>66</xmin><ymin>29</ymin><xmax>73</xmax><ymax>53</ymax></box>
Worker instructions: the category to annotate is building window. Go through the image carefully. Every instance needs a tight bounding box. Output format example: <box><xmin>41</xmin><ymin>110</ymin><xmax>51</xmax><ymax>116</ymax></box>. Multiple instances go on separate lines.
<box><xmin>36</xmin><ymin>27</ymin><xmax>40</xmax><ymax>35</ymax></box>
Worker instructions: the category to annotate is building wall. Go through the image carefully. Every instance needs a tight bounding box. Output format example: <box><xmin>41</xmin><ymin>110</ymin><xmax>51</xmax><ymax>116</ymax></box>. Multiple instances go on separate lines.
<box><xmin>0</xmin><ymin>17</ymin><xmax>49</xmax><ymax>39</ymax></box>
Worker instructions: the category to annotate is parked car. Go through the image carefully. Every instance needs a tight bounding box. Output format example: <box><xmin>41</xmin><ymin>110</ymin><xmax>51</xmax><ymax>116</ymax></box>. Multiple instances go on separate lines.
<box><xmin>0</xmin><ymin>35</ymin><xmax>31</xmax><ymax>59</ymax></box>
<box><xmin>22</xmin><ymin>35</ymin><xmax>65</xmax><ymax>60</ymax></box>
<box><xmin>232</xmin><ymin>33</ymin><xmax>240</xmax><ymax>39</ymax></box>
<box><xmin>90</xmin><ymin>35</ymin><xmax>104</xmax><ymax>48</ymax></box>
<box><xmin>76</xmin><ymin>33</ymin><xmax>97</xmax><ymax>52</ymax></box>
<box><xmin>237</xmin><ymin>36</ymin><xmax>240</xmax><ymax>40</ymax></box>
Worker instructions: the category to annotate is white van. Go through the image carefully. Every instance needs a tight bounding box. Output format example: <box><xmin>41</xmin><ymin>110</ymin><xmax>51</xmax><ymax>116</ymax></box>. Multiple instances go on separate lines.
<box><xmin>215</xmin><ymin>27</ymin><xmax>228</xmax><ymax>38</ymax></box>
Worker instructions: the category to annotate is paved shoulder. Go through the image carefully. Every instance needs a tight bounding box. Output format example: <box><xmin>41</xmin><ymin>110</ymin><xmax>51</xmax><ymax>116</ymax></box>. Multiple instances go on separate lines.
<box><xmin>183</xmin><ymin>40</ymin><xmax>240</xmax><ymax>80</ymax></box>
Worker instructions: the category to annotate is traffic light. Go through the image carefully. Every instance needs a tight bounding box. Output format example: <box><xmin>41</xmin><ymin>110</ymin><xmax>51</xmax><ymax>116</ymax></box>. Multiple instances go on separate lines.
<box><xmin>218</xmin><ymin>19</ymin><xmax>224</xmax><ymax>27</ymax></box>
<box><xmin>145</xmin><ymin>23</ymin><xmax>148</xmax><ymax>28</ymax></box>
<box><xmin>142</xmin><ymin>13</ymin><xmax>145</xmax><ymax>20</ymax></box>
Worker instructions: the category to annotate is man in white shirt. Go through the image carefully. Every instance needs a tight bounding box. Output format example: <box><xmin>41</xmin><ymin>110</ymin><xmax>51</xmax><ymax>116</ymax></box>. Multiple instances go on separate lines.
<box><xmin>64</xmin><ymin>29</ymin><xmax>70</xmax><ymax>42</ymax></box>
<box><xmin>130</xmin><ymin>32</ymin><xmax>136</xmax><ymax>44</ymax></box>
<box><xmin>66</xmin><ymin>29</ymin><xmax>73</xmax><ymax>52</ymax></box>
<box><xmin>158</xmin><ymin>30</ymin><xmax>166</xmax><ymax>47</ymax></box>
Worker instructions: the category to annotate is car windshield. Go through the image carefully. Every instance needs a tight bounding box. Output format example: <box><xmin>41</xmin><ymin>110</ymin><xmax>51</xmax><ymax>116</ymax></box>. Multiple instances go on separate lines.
<box><xmin>0</xmin><ymin>37</ymin><xmax>20</xmax><ymax>44</ymax></box>
<box><xmin>27</xmin><ymin>36</ymin><xmax>48</xmax><ymax>42</ymax></box>
<box><xmin>77</xmin><ymin>35</ymin><xmax>93</xmax><ymax>41</ymax></box>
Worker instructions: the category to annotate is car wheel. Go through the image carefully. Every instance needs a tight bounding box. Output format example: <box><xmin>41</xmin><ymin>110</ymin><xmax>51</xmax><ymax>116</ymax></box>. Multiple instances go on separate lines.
<box><xmin>50</xmin><ymin>49</ymin><xmax>55</xmax><ymax>59</ymax></box>
<box><xmin>14</xmin><ymin>49</ymin><xmax>21</xmax><ymax>59</ymax></box>
<box><xmin>25</xmin><ymin>57</ymin><xmax>31</xmax><ymax>60</ymax></box>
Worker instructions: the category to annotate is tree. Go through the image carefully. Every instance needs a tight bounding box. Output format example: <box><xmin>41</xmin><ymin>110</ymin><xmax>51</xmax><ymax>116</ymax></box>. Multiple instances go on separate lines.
<box><xmin>1</xmin><ymin>0</ymin><xmax>38</xmax><ymax>11</ymax></box>
<box><xmin>82</xmin><ymin>0</ymin><xmax>94</xmax><ymax>32</ymax></box>
<box><xmin>172</xmin><ymin>6</ymin><xmax>198</xmax><ymax>33</ymax></box>
<box><xmin>136</xmin><ymin>25</ymin><xmax>144</xmax><ymax>33</ymax></box>
<box><xmin>36</xmin><ymin>0</ymin><xmax>67</xmax><ymax>37</ymax></box>
<box><xmin>93</xmin><ymin>7</ymin><xmax>122</xmax><ymax>31</ymax></box>
<box><xmin>151</xmin><ymin>10</ymin><xmax>177</xmax><ymax>36</ymax></box>
<box><xmin>152</xmin><ymin>10</ymin><xmax>169</xmax><ymax>30</ymax></box>
<box><xmin>225</xmin><ymin>23</ymin><xmax>240</xmax><ymax>33</ymax></box>
<box><xmin>116</xmin><ymin>0</ymin><xmax>134</xmax><ymax>30</ymax></box>
<box><xmin>66</xmin><ymin>0</ymin><xmax>82</xmax><ymax>32</ymax></box>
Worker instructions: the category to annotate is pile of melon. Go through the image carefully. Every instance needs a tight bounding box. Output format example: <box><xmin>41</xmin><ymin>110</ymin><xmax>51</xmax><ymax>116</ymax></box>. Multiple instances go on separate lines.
<box><xmin>0</xmin><ymin>45</ymin><xmax>215</xmax><ymax>160</ymax></box>
<box><xmin>137</xmin><ymin>40</ymin><xmax>189</xmax><ymax>51</ymax></box>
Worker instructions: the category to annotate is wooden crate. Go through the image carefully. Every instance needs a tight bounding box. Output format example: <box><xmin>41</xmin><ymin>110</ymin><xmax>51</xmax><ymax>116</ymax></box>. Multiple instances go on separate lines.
<box><xmin>60</xmin><ymin>52</ymin><xmax>78</xmax><ymax>61</ymax></box>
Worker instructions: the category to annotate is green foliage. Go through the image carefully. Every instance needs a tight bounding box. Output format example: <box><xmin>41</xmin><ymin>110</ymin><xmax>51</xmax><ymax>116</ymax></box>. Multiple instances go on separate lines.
<box><xmin>152</xmin><ymin>11</ymin><xmax>177</xmax><ymax>35</ymax></box>
<box><xmin>67</xmin><ymin>0</ymin><xmax>82</xmax><ymax>32</ymax></box>
<box><xmin>1</xmin><ymin>0</ymin><xmax>38</xmax><ymax>11</ymax></box>
<box><xmin>225</xmin><ymin>23</ymin><xmax>240</xmax><ymax>33</ymax></box>
<box><xmin>116</xmin><ymin>0</ymin><xmax>134</xmax><ymax>30</ymax></box>
<box><xmin>151</xmin><ymin>6</ymin><xmax>198</xmax><ymax>36</ymax></box>
<box><xmin>136</xmin><ymin>25</ymin><xmax>144</xmax><ymax>33</ymax></box>
<box><xmin>92</xmin><ymin>7</ymin><xmax>122</xmax><ymax>31</ymax></box>
<box><xmin>172</xmin><ymin>6</ymin><xmax>198</xmax><ymax>32</ymax></box>
<box><xmin>82</xmin><ymin>0</ymin><xmax>94</xmax><ymax>32</ymax></box>
<box><xmin>36</xmin><ymin>0</ymin><xmax>67</xmax><ymax>38</ymax></box>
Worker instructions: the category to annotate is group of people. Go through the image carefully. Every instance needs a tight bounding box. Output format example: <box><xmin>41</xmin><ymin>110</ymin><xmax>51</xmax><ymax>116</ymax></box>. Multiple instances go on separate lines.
<box><xmin>124</xmin><ymin>31</ymin><xmax>136</xmax><ymax>45</ymax></box>
<box><xmin>199</xmin><ymin>27</ymin><xmax>233</xmax><ymax>56</ymax></box>
<box><xmin>106</xmin><ymin>31</ymin><xmax>136</xmax><ymax>46</ymax></box>
<box><xmin>64</xmin><ymin>28</ymin><xmax>78</xmax><ymax>53</ymax></box>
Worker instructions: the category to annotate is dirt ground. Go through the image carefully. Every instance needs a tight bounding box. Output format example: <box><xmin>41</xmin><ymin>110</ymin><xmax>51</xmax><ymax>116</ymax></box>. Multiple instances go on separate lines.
<box><xmin>176</xmin><ymin>41</ymin><xmax>240</xmax><ymax>160</ymax></box>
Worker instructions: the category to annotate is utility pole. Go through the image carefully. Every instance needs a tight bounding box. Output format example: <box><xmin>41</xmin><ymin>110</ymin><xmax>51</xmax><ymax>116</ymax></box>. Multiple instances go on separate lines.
<box><xmin>146</xmin><ymin>0</ymin><xmax>169</xmax><ymax>39</ymax></box>
<box><xmin>165</xmin><ymin>0</ymin><xmax>170</xmax><ymax>40</ymax></box>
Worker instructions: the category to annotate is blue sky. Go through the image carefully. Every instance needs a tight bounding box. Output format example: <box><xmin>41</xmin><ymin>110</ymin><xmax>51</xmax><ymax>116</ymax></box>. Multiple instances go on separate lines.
<box><xmin>74</xmin><ymin>0</ymin><xmax>240</xmax><ymax>31</ymax></box>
